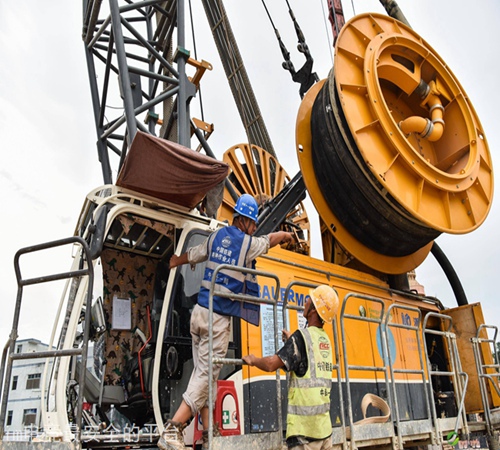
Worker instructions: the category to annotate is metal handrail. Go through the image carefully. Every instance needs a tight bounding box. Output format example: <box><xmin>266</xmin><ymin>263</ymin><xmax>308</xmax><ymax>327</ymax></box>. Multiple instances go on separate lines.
<box><xmin>384</xmin><ymin>303</ymin><xmax>434</xmax><ymax>447</ymax></box>
<box><xmin>207</xmin><ymin>264</ymin><xmax>281</xmax><ymax>450</ymax></box>
<box><xmin>471</xmin><ymin>324</ymin><xmax>500</xmax><ymax>435</ymax></box>
<box><xmin>282</xmin><ymin>281</ymin><xmax>317</xmax><ymax>330</ymax></box>
<box><xmin>422</xmin><ymin>312</ymin><xmax>469</xmax><ymax>444</ymax></box>
<box><xmin>0</xmin><ymin>236</ymin><xmax>94</xmax><ymax>442</ymax></box>
<box><xmin>340</xmin><ymin>293</ymin><xmax>394</xmax><ymax>450</ymax></box>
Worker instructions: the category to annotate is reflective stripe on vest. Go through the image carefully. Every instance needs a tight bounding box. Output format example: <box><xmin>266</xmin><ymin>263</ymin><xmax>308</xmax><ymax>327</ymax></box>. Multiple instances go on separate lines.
<box><xmin>286</xmin><ymin>327</ymin><xmax>333</xmax><ymax>440</ymax></box>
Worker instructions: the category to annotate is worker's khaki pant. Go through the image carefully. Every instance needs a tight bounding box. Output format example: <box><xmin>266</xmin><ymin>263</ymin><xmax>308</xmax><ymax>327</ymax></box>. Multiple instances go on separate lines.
<box><xmin>183</xmin><ymin>304</ymin><xmax>231</xmax><ymax>415</ymax></box>
<box><xmin>289</xmin><ymin>437</ymin><xmax>332</xmax><ymax>450</ymax></box>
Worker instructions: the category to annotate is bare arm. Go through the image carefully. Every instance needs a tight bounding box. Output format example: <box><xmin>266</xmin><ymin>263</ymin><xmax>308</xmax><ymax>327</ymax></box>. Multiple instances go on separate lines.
<box><xmin>242</xmin><ymin>354</ymin><xmax>284</xmax><ymax>372</ymax></box>
<box><xmin>169</xmin><ymin>252</ymin><xmax>190</xmax><ymax>269</ymax></box>
<box><xmin>282</xmin><ymin>329</ymin><xmax>292</xmax><ymax>341</ymax></box>
<box><xmin>268</xmin><ymin>231</ymin><xmax>295</xmax><ymax>248</ymax></box>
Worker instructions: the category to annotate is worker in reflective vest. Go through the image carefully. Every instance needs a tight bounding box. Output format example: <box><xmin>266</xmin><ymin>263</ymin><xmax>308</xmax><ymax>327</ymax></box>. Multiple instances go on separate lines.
<box><xmin>159</xmin><ymin>193</ymin><xmax>294</xmax><ymax>450</ymax></box>
<box><xmin>197</xmin><ymin>224</ymin><xmax>261</xmax><ymax>324</ymax></box>
<box><xmin>243</xmin><ymin>285</ymin><xmax>340</xmax><ymax>450</ymax></box>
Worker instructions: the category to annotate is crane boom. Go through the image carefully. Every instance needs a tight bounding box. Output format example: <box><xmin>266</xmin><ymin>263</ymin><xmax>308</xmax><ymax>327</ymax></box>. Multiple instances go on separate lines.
<box><xmin>200</xmin><ymin>0</ymin><xmax>276</xmax><ymax>158</ymax></box>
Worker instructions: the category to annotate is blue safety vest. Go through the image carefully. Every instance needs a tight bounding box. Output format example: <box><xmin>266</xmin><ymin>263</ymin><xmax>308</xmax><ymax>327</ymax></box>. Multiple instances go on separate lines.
<box><xmin>197</xmin><ymin>226</ymin><xmax>260</xmax><ymax>325</ymax></box>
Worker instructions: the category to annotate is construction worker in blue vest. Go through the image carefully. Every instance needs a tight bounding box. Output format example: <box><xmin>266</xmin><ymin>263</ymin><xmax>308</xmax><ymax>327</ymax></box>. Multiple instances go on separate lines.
<box><xmin>158</xmin><ymin>193</ymin><xmax>295</xmax><ymax>450</ymax></box>
<box><xmin>243</xmin><ymin>285</ymin><xmax>340</xmax><ymax>450</ymax></box>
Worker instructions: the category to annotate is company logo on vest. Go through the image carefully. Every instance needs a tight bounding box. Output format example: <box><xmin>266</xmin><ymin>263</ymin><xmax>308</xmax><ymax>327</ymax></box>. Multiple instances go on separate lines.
<box><xmin>318</xmin><ymin>336</ymin><xmax>330</xmax><ymax>358</ymax></box>
<box><xmin>221</xmin><ymin>235</ymin><xmax>232</xmax><ymax>248</ymax></box>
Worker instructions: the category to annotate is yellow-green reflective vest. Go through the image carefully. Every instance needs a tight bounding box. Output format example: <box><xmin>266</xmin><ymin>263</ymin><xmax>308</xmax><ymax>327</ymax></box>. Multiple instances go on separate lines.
<box><xmin>286</xmin><ymin>326</ymin><xmax>333</xmax><ymax>440</ymax></box>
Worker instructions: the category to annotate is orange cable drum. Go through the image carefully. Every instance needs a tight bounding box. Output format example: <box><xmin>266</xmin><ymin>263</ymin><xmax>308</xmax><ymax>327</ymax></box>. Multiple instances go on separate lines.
<box><xmin>297</xmin><ymin>13</ymin><xmax>493</xmax><ymax>274</ymax></box>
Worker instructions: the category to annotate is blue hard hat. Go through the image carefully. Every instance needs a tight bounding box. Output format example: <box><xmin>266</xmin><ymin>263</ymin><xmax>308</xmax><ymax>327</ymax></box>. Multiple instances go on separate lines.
<box><xmin>234</xmin><ymin>194</ymin><xmax>259</xmax><ymax>223</ymax></box>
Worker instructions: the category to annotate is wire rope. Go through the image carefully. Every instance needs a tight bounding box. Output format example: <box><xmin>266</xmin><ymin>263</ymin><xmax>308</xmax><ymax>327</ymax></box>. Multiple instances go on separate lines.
<box><xmin>260</xmin><ymin>0</ymin><xmax>277</xmax><ymax>30</ymax></box>
<box><xmin>319</xmin><ymin>0</ymin><xmax>334</xmax><ymax>64</ymax></box>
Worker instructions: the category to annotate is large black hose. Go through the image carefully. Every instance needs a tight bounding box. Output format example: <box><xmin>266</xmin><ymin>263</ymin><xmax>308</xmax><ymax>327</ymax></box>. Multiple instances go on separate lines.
<box><xmin>430</xmin><ymin>242</ymin><xmax>468</xmax><ymax>306</ymax></box>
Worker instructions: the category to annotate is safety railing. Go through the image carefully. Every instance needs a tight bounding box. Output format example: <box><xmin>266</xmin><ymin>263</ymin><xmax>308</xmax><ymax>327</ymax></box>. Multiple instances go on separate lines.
<box><xmin>203</xmin><ymin>272</ymin><xmax>474</xmax><ymax>450</ymax></box>
<box><xmin>282</xmin><ymin>281</ymin><xmax>346</xmax><ymax>448</ymax></box>
<box><xmin>422</xmin><ymin>312</ymin><xmax>469</xmax><ymax>446</ymax></box>
<box><xmin>207</xmin><ymin>263</ymin><xmax>282</xmax><ymax>450</ymax></box>
<box><xmin>340</xmin><ymin>293</ymin><xmax>396</xmax><ymax>450</ymax></box>
<box><xmin>0</xmin><ymin>236</ymin><xmax>94</xmax><ymax>442</ymax></box>
<box><xmin>384</xmin><ymin>304</ymin><xmax>434</xmax><ymax>447</ymax></box>
<box><xmin>471</xmin><ymin>324</ymin><xmax>500</xmax><ymax>435</ymax></box>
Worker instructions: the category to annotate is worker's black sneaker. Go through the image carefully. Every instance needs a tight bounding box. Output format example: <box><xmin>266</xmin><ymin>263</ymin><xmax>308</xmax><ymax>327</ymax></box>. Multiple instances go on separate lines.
<box><xmin>157</xmin><ymin>420</ymin><xmax>186</xmax><ymax>450</ymax></box>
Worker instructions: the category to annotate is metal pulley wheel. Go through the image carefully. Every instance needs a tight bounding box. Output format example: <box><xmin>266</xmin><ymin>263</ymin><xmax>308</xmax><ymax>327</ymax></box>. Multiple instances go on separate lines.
<box><xmin>217</xmin><ymin>143</ymin><xmax>310</xmax><ymax>255</ymax></box>
<box><xmin>297</xmin><ymin>13</ymin><xmax>493</xmax><ymax>274</ymax></box>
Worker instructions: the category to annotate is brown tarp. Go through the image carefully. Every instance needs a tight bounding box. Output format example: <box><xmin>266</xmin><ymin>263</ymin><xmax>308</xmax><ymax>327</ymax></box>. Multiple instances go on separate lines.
<box><xmin>116</xmin><ymin>131</ymin><xmax>229</xmax><ymax>209</ymax></box>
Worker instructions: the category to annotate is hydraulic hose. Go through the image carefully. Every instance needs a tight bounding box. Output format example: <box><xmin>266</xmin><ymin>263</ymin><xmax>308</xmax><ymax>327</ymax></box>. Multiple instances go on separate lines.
<box><xmin>430</xmin><ymin>242</ymin><xmax>468</xmax><ymax>306</ymax></box>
